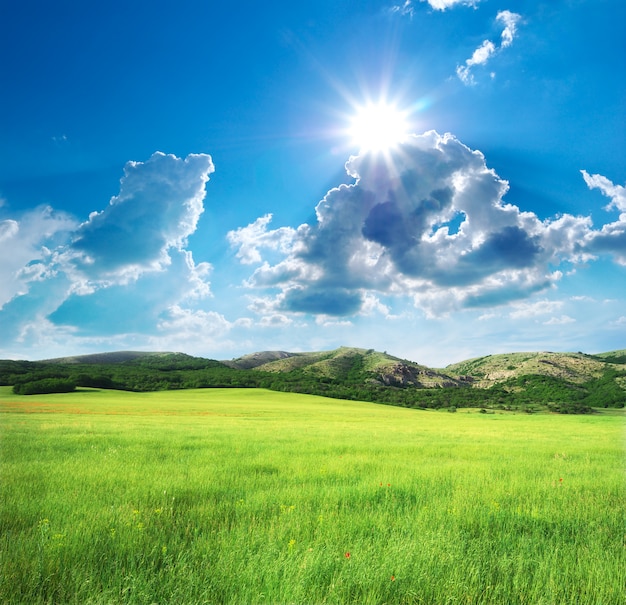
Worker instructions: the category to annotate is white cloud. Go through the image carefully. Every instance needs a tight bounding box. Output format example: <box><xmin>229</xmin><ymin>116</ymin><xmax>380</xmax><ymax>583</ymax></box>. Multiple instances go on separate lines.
<box><xmin>457</xmin><ymin>11</ymin><xmax>522</xmax><ymax>85</ymax></box>
<box><xmin>421</xmin><ymin>0</ymin><xmax>479</xmax><ymax>10</ymax></box>
<box><xmin>391</xmin><ymin>0</ymin><xmax>480</xmax><ymax>18</ymax></box>
<box><xmin>457</xmin><ymin>41</ymin><xmax>497</xmax><ymax>85</ymax></box>
<box><xmin>226</xmin><ymin>214</ymin><xmax>298</xmax><ymax>265</ymax></box>
<box><xmin>0</xmin><ymin>152</ymin><xmax>218</xmax><ymax>349</ymax></box>
<box><xmin>390</xmin><ymin>1</ymin><xmax>415</xmax><ymax>18</ymax></box>
<box><xmin>360</xmin><ymin>293</ymin><xmax>393</xmax><ymax>317</ymax></box>
<box><xmin>543</xmin><ymin>315</ymin><xmax>576</xmax><ymax>325</ymax></box>
<box><xmin>315</xmin><ymin>316</ymin><xmax>353</xmax><ymax>327</ymax></box>
<box><xmin>0</xmin><ymin>207</ymin><xmax>77</xmax><ymax>309</ymax></box>
<box><xmin>581</xmin><ymin>170</ymin><xmax>626</xmax><ymax>213</ymax></box>
<box><xmin>498</xmin><ymin>10</ymin><xmax>521</xmax><ymax>48</ymax></box>
<box><xmin>156</xmin><ymin>305</ymin><xmax>232</xmax><ymax>337</ymax></box>
<box><xmin>62</xmin><ymin>152</ymin><xmax>214</xmax><ymax>287</ymax></box>
<box><xmin>581</xmin><ymin>171</ymin><xmax>626</xmax><ymax>265</ymax></box>
<box><xmin>229</xmin><ymin>131</ymin><xmax>626</xmax><ymax>322</ymax></box>
<box><xmin>0</xmin><ymin>219</ymin><xmax>18</xmax><ymax>242</ymax></box>
<box><xmin>509</xmin><ymin>300</ymin><xmax>564</xmax><ymax>319</ymax></box>
<box><xmin>258</xmin><ymin>314</ymin><xmax>294</xmax><ymax>327</ymax></box>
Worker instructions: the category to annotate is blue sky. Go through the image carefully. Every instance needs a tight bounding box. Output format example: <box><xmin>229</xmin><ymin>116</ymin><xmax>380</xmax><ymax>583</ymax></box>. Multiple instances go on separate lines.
<box><xmin>1</xmin><ymin>0</ymin><xmax>624</xmax><ymax>365</ymax></box>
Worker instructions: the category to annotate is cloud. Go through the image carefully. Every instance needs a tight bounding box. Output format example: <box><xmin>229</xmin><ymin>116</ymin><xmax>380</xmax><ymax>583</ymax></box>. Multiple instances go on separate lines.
<box><xmin>156</xmin><ymin>305</ymin><xmax>232</xmax><ymax>338</ymax></box>
<box><xmin>422</xmin><ymin>0</ymin><xmax>479</xmax><ymax>10</ymax></box>
<box><xmin>498</xmin><ymin>10</ymin><xmax>521</xmax><ymax>48</ymax></box>
<box><xmin>229</xmin><ymin>131</ymin><xmax>623</xmax><ymax>320</ymax></box>
<box><xmin>282</xmin><ymin>287</ymin><xmax>363</xmax><ymax>316</ymax></box>
<box><xmin>509</xmin><ymin>300</ymin><xmax>564</xmax><ymax>319</ymax></box>
<box><xmin>457</xmin><ymin>11</ymin><xmax>522</xmax><ymax>84</ymax></box>
<box><xmin>226</xmin><ymin>214</ymin><xmax>298</xmax><ymax>265</ymax></box>
<box><xmin>0</xmin><ymin>152</ymin><xmax>216</xmax><ymax>348</ymax></box>
<box><xmin>581</xmin><ymin>171</ymin><xmax>626</xmax><ymax>265</ymax></box>
<box><xmin>581</xmin><ymin>170</ymin><xmax>626</xmax><ymax>213</ymax></box>
<box><xmin>390</xmin><ymin>1</ymin><xmax>415</xmax><ymax>18</ymax></box>
<box><xmin>0</xmin><ymin>219</ymin><xmax>18</xmax><ymax>242</ymax></box>
<box><xmin>457</xmin><ymin>41</ymin><xmax>497</xmax><ymax>85</ymax></box>
<box><xmin>0</xmin><ymin>207</ymin><xmax>77</xmax><ymax>309</ymax></box>
<box><xmin>49</xmin><ymin>249</ymin><xmax>212</xmax><ymax>335</ymax></box>
<box><xmin>257</xmin><ymin>313</ymin><xmax>294</xmax><ymax>327</ymax></box>
<box><xmin>391</xmin><ymin>0</ymin><xmax>479</xmax><ymax>17</ymax></box>
<box><xmin>543</xmin><ymin>315</ymin><xmax>575</xmax><ymax>325</ymax></box>
<box><xmin>64</xmin><ymin>152</ymin><xmax>214</xmax><ymax>287</ymax></box>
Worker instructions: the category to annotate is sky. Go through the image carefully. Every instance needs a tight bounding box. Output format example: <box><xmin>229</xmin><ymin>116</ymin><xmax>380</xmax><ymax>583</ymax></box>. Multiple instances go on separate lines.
<box><xmin>0</xmin><ymin>0</ymin><xmax>624</xmax><ymax>366</ymax></box>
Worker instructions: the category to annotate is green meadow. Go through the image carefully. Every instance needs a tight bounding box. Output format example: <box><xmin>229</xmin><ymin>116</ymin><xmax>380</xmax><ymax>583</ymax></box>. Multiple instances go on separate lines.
<box><xmin>1</xmin><ymin>386</ymin><xmax>624</xmax><ymax>605</ymax></box>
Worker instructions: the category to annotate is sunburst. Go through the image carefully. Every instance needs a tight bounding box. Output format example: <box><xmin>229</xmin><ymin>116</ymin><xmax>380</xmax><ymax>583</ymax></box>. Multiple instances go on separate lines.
<box><xmin>348</xmin><ymin>102</ymin><xmax>409</xmax><ymax>153</ymax></box>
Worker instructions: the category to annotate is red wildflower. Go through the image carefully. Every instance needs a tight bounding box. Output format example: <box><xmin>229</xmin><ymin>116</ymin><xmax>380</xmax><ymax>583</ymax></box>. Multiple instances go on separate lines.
<box><xmin>391</xmin><ymin>575</ymin><xmax>396</xmax><ymax>581</ymax></box>
<box><xmin>344</xmin><ymin>552</ymin><xmax>351</xmax><ymax>558</ymax></box>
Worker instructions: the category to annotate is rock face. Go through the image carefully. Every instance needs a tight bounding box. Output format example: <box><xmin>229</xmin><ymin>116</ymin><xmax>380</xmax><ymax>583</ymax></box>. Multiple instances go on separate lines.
<box><xmin>376</xmin><ymin>363</ymin><xmax>458</xmax><ymax>388</ymax></box>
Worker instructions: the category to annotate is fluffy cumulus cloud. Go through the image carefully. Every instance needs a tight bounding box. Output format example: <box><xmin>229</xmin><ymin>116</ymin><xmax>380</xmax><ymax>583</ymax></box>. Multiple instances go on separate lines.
<box><xmin>581</xmin><ymin>170</ymin><xmax>626</xmax><ymax>265</ymax></box>
<box><xmin>229</xmin><ymin>131</ymin><xmax>623</xmax><ymax>319</ymax></box>
<box><xmin>227</xmin><ymin>214</ymin><xmax>298</xmax><ymax>265</ymax></box>
<box><xmin>457</xmin><ymin>11</ymin><xmax>522</xmax><ymax>84</ymax></box>
<box><xmin>62</xmin><ymin>152</ymin><xmax>214</xmax><ymax>288</ymax></box>
<box><xmin>0</xmin><ymin>152</ymin><xmax>217</xmax><ymax>352</ymax></box>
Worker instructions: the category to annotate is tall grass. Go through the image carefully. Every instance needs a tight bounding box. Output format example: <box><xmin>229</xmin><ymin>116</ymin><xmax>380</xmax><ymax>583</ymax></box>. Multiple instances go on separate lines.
<box><xmin>1</xmin><ymin>386</ymin><xmax>624</xmax><ymax>604</ymax></box>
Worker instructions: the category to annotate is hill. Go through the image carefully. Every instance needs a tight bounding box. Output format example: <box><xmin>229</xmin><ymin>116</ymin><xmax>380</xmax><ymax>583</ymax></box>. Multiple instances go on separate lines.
<box><xmin>40</xmin><ymin>351</ymin><xmax>165</xmax><ymax>364</ymax></box>
<box><xmin>444</xmin><ymin>351</ymin><xmax>611</xmax><ymax>388</ymax></box>
<box><xmin>592</xmin><ymin>349</ymin><xmax>626</xmax><ymax>364</ymax></box>
<box><xmin>226</xmin><ymin>346</ymin><xmax>464</xmax><ymax>388</ymax></box>
<box><xmin>1</xmin><ymin>346</ymin><xmax>624</xmax><ymax>412</ymax></box>
<box><xmin>222</xmin><ymin>350</ymin><xmax>297</xmax><ymax>370</ymax></box>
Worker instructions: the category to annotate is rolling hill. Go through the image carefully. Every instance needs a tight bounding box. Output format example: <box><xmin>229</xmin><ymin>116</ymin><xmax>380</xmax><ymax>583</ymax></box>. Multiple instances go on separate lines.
<box><xmin>1</xmin><ymin>346</ymin><xmax>624</xmax><ymax>412</ymax></box>
<box><xmin>224</xmin><ymin>346</ymin><xmax>466</xmax><ymax>388</ymax></box>
<box><xmin>444</xmin><ymin>351</ymin><xmax>618</xmax><ymax>387</ymax></box>
<box><xmin>226</xmin><ymin>346</ymin><xmax>626</xmax><ymax>410</ymax></box>
<box><xmin>40</xmin><ymin>351</ymin><xmax>165</xmax><ymax>365</ymax></box>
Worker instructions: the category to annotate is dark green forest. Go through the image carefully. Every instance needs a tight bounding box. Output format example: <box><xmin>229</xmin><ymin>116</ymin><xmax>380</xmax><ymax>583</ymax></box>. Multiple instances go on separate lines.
<box><xmin>2</xmin><ymin>351</ymin><xmax>624</xmax><ymax>413</ymax></box>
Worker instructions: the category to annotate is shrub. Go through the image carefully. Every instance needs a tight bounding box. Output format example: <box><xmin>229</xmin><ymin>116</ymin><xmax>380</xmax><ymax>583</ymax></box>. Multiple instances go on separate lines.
<box><xmin>12</xmin><ymin>379</ymin><xmax>76</xmax><ymax>395</ymax></box>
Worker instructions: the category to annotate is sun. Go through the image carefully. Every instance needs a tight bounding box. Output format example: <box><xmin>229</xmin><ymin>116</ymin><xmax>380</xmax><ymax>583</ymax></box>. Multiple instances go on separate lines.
<box><xmin>348</xmin><ymin>102</ymin><xmax>409</xmax><ymax>153</ymax></box>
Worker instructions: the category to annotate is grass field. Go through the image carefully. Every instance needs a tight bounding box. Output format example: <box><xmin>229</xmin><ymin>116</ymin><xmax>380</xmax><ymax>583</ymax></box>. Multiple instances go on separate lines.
<box><xmin>1</xmin><ymin>386</ymin><xmax>624</xmax><ymax>604</ymax></box>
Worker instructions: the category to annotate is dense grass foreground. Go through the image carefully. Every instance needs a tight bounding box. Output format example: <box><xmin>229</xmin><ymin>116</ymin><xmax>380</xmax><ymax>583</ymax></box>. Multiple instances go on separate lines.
<box><xmin>1</xmin><ymin>387</ymin><xmax>624</xmax><ymax>604</ymax></box>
